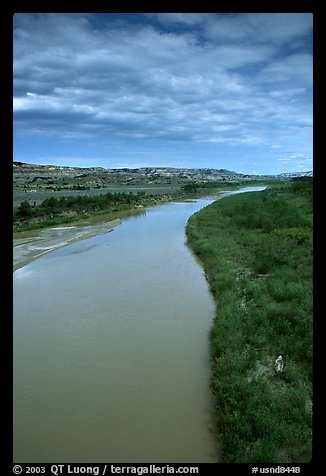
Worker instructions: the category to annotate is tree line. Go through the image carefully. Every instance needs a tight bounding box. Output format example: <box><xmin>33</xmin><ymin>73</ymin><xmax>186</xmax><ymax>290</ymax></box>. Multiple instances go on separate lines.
<box><xmin>14</xmin><ymin>191</ymin><xmax>150</xmax><ymax>221</ymax></box>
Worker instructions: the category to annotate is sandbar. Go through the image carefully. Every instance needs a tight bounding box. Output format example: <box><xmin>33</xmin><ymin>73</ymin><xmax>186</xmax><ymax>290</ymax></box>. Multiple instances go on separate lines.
<box><xmin>13</xmin><ymin>218</ymin><xmax>121</xmax><ymax>272</ymax></box>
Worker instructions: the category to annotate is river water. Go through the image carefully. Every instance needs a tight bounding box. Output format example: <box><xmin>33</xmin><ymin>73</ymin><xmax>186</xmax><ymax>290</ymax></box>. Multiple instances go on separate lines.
<box><xmin>13</xmin><ymin>187</ymin><xmax>265</xmax><ymax>463</ymax></box>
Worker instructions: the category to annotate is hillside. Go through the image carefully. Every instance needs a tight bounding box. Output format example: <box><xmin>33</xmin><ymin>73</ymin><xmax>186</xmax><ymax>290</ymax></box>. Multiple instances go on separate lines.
<box><xmin>14</xmin><ymin>161</ymin><xmax>300</xmax><ymax>194</ymax></box>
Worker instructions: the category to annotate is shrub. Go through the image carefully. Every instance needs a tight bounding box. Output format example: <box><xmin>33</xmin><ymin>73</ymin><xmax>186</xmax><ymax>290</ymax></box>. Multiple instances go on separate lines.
<box><xmin>16</xmin><ymin>200</ymin><xmax>33</xmax><ymax>218</ymax></box>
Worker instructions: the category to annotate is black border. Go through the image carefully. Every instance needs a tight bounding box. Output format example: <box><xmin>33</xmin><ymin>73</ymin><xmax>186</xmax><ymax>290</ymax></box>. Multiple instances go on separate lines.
<box><xmin>5</xmin><ymin>2</ymin><xmax>320</xmax><ymax>473</ymax></box>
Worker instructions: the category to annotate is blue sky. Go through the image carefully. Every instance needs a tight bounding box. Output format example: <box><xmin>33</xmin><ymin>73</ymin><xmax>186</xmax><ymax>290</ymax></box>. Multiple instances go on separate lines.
<box><xmin>13</xmin><ymin>13</ymin><xmax>313</xmax><ymax>174</ymax></box>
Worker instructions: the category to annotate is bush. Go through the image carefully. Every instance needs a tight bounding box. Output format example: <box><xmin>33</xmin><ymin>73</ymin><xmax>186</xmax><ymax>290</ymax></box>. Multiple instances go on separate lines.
<box><xmin>16</xmin><ymin>200</ymin><xmax>33</xmax><ymax>218</ymax></box>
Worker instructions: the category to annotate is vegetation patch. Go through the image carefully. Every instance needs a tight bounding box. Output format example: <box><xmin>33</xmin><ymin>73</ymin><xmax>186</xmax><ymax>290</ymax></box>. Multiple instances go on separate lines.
<box><xmin>13</xmin><ymin>181</ymin><xmax>261</xmax><ymax>232</ymax></box>
<box><xmin>13</xmin><ymin>191</ymin><xmax>164</xmax><ymax>232</ymax></box>
<box><xmin>186</xmin><ymin>178</ymin><xmax>312</xmax><ymax>463</ymax></box>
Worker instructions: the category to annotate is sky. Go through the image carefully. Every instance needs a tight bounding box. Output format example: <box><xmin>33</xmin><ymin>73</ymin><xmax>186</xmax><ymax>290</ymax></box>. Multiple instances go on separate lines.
<box><xmin>13</xmin><ymin>13</ymin><xmax>313</xmax><ymax>175</ymax></box>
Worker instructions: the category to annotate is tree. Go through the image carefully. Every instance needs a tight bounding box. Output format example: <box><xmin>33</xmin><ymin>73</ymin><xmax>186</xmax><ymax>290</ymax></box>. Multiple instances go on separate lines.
<box><xmin>42</xmin><ymin>196</ymin><xmax>58</xmax><ymax>209</ymax></box>
<box><xmin>182</xmin><ymin>183</ymin><xmax>199</xmax><ymax>193</ymax></box>
<box><xmin>17</xmin><ymin>200</ymin><xmax>33</xmax><ymax>218</ymax></box>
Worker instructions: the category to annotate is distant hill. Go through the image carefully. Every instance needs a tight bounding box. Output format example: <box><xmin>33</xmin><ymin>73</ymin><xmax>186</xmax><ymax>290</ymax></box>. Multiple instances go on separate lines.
<box><xmin>13</xmin><ymin>162</ymin><xmax>312</xmax><ymax>192</ymax></box>
<box><xmin>279</xmin><ymin>171</ymin><xmax>313</xmax><ymax>178</ymax></box>
<box><xmin>13</xmin><ymin>161</ymin><xmax>312</xmax><ymax>184</ymax></box>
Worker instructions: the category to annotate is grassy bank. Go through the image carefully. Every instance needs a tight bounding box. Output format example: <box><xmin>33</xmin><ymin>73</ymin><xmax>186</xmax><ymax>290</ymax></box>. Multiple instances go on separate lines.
<box><xmin>186</xmin><ymin>178</ymin><xmax>312</xmax><ymax>463</ymax></box>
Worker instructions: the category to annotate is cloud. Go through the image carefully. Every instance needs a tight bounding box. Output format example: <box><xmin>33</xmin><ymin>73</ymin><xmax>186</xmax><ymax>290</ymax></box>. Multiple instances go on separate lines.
<box><xmin>257</xmin><ymin>53</ymin><xmax>312</xmax><ymax>86</ymax></box>
<box><xmin>13</xmin><ymin>13</ymin><xmax>312</xmax><ymax>173</ymax></box>
<box><xmin>145</xmin><ymin>13</ymin><xmax>210</xmax><ymax>27</ymax></box>
<box><xmin>277</xmin><ymin>155</ymin><xmax>312</xmax><ymax>171</ymax></box>
<box><xmin>204</xmin><ymin>13</ymin><xmax>312</xmax><ymax>47</ymax></box>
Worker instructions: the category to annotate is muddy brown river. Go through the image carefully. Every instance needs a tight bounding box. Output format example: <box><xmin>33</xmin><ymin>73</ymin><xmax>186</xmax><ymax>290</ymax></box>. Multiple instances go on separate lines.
<box><xmin>13</xmin><ymin>188</ymin><xmax>265</xmax><ymax>463</ymax></box>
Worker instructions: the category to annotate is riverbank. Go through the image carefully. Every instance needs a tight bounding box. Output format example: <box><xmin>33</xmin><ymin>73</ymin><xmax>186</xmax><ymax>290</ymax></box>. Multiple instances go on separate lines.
<box><xmin>13</xmin><ymin>186</ymin><xmax>266</xmax><ymax>272</ymax></box>
<box><xmin>12</xmin><ymin>187</ymin><xmax>221</xmax><ymax>271</ymax></box>
<box><xmin>13</xmin><ymin>180</ymin><xmax>274</xmax><ymax>233</ymax></box>
<box><xmin>13</xmin><ymin>193</ymin><xmax>163</xmax><ymax>232</ymax></box>
<box><xmin>13</xmin><ymin>217</ymin><xmax>124</xmax><ymax>272</ymax></box>
<box><xmin>13</xmin><ymin>193</ymin><xmax>189</xmax><ymax>271</ymax></box>
<box><xmin>186</xmin><ymin>178</ymin><xmax>312</xmax><ymax>462</ymax></box>
<box><xmin>13</xmin><ymin>191</ymin><xmax>178</xmax><ymax>270</ymax></box>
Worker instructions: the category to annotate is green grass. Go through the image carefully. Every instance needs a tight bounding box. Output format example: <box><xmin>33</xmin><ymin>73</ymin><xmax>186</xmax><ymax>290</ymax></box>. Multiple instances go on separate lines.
<box><xmin>186</xmin><ymin>178</ymin><xmax>312</xmax><ymax>463</ymax></box>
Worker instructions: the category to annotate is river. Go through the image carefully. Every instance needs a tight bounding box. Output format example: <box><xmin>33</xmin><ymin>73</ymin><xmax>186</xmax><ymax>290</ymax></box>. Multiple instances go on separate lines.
<box><xmin>13</xmin><ymin>187</ymin><xmax>265</xmax><ymax>463</ymax></box>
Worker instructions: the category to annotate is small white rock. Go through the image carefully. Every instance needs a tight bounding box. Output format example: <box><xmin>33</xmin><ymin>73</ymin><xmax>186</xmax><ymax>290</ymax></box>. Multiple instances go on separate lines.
<box><xmin>274</xmin><ymin>355</ymin><xmax>284</xmax><ymax>373</ymax></box>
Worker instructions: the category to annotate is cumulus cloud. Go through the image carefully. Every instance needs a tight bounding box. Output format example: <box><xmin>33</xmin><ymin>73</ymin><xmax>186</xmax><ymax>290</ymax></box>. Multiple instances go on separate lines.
<box><xmin>13</xmin><ymin>13</ymin><xmax>312</xmax><ymax>173</ymax></box>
